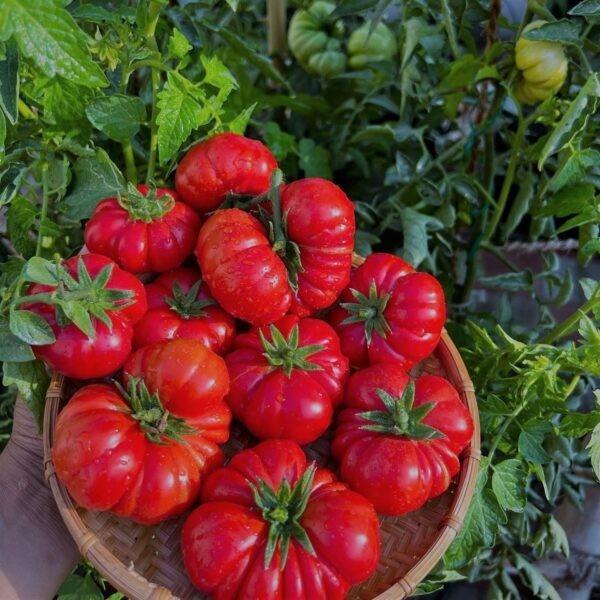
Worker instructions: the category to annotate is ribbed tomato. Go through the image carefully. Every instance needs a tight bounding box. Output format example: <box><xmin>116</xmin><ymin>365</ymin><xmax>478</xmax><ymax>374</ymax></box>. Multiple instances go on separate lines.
<box><xmin>328</xmin><ymin>253</ymin><xmax>445</xmax><ymax>369</ymax></box>
<box><xmin>175</xmin><ymin>132</ymin><xmax>278</xmax><ymax>214</ymax></box>
<box><xmin>133</xmin><ymin>267</ymin><xmax>236</xmax><ymax>354</ymax></box>
<box><xmin>53</xmin><ymin>339</ymin><xmax>231</xmax><ymax>524</ymax></box>
<box><xmin>196</xmin><ymin>176</ymin><xmax>355</xmax><ymax>325</ymax></box>
<box><xmin>182</xmin><ymin>439</ymin><xmax>380</xmax><ymax>599</ymax></box>
<box><xmin>225</xmin><ymin>315</ymin><xmax>349</xmax><ymax>444</ymax></box>
<box><xmin>84</xmin><ymin>184</ymin><xmax>200</xmax><ymax>274</ymax></box>
<box><xmin>332</xmin><ymin>362</ymin><xmax>473</xmax><ymax>515</ymax></box>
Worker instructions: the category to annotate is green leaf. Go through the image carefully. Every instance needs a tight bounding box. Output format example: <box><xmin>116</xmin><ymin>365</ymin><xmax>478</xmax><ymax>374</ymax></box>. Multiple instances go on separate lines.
<box><xmin>22</xmin><ymin>256</ymin><xmax>59</xmax><ymax>285</ymax></box>
<box><xmin>201</xmin><ymin>55</ymin><xmax>237</xmax><ymax>92</ymax></box>
<box><xmin>538</xmin><ymin>74</ymin><xmax>600</xmax><ymax>169</ymax></box>
<box><xmin>548</xmin><ymin>149</ymin><xmax>600</xmax><ymax>192</ymax></box>
<box><xmin>501</xmin><ymin>170</ymin><xmax>534</xmax><ymax>242</ymax></box>
<box><xmin>263</xmin><ymin>121</ymin><xmax>298</xmax><ymax>161</ymax></box>
<box><xmin>518</xmin><ymin>421</ymin><xmax>553</xmax><ymax>463</ymax></box>
<box><xmin>331</xmin><ymin>0</ymin><xmax>390</xmax><ymax>18</ymax></box>
<box><xmin>6</xmin><ymin>195</ymin><xmax>37</xmax><ymax>257</ymax></box>
<box><xmin>492</xmin><ymin>459</ymin><xmax>527</xmax><ymax>513</ymax></box>
<box><xmin>537</xmin><ymin>182</ymin><xmax>594</xmax><ymax>218</ymax></box>
<box><xmin>226</xmin><ymin>103</ymin><xmax>256</xmax><ymax>135</ymax></box>
<box><xmin>0</xmin><ymin>108</ymin><xmax>5</xmax><ymax>153</ymax></box>
<box><xmin>9</xmin><ymin>309</ymin><xmax>55</xmax><ymax>345</ymax></box>
<box><xmin>0</xmin><ymin>317</ymin><xmax>34</xmax><ymax>362</ymax></box>
<box><xmin>569</xmin><ymin>0</ymin><xmax>600</xmax><ymax>23</ymax></box>
<box><xmin>156</xmin><ymin>72</ymin><xmax>210</xmax><ymax>165</ymax></box>
<box><xmin>56</xmin><ymin>573</ymin><xmax>104</xmax><ymax>600</ymax></box>
<box><xmin>0</xmin><ymin>0</ymin><xmax>107</xmax><ymax>88</ymax></box>
<box><xmin>523</xmin><ymin>19</ymin><xmax>581</xmax><ymax>45</ymax></box>
<box><xmin>0</xmin><ymin>38</ymin><xmax>19</xmax><ymax>124</ymax></box>
<box><xmin>587</xmin><ymin>421</ymin><xmax>600</xmax><ymax>481</ymax></box>
<box><xmin>39</xmin><ymin>76</ymin><xmax>94</xmax><ymax>134</ymax></box>
<box><xmin>444</xmin><ymin>463</ymin><xmax>506</xmax><ymax>569</ymax></box>
<box><xmin>298</xmin><ymin>138</ymin><xmax>332</xmax><ymax>179</ymax></box>
<box><xmin>514</xmin><ymin>555</ymin><xmax>561</xmax><ymax>600</ymax></box>
<box><xmin>2</xmin><ymin>359</ymin><xmax>50</xmax><ymax>429</ymax></box>
<box><xmin>582</xmin><ymin>238</ymin><xmax>600</xmax><ymax>258</ymax></box>
<box><xmin>62</xmin><ymin>149</ymin><xmax>126</xmax><ymax>220</ymax></box>
<box><xmin>560</xmin><ymin>410</ymin><xmax>599</xmax><ymax>440</ymax></box>
<box><xmin>86</xmin><ymin>94</ymin><xmax>146</xmax><ymax>142</ymax></box>
<box><xmin>439</xmin><ymin>54</ymin><xmax>481</xmax><ymax>90</ymax></box>
<box><xmin>479</xmin><ymin>271</ymin><xmax>534</xmax><ymax>292</ymax></box>
<box><xmin>399</xmin><ymin>207</ymin><xmax>444</xmax><ymax>268</ymax></box>
<box><xmin>168</xmin><ymin>28</ymin><xmax>192</xmax><ymax>59</ymax></box>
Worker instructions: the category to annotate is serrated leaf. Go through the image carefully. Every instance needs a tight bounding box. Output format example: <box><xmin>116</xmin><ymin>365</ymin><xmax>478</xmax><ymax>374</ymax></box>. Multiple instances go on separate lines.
<box><xmin>0</xmin><ymin>0</ymin><xmax>107</xmax><ymax>88</ymax></box>
<box><xmin>2</xmin><ymin>359</ymin><xmax>49</xmax><ymax>430</ymax></box>
<box><xmin>569</xmin><ymin>0</ymin><xmax>600</xmax><ymax>23</ymax></box>
<box><xmin>168</xmin><ymin>28</ymin><xmax>192</xmax><ymax>59</ymax></box>
<box><xmin>514</xmin><ymin>555</ymin><xmax>561</xmax><ymax>600</ymax></box>
<box><xmin>9</xmin><ymin>309</ymin><xmax>55</xmax><ymax>345</ymax></box>
<box><xmin>62</xmin><ymin>149</ymin><xmax>125</xmax><ymax>220</ymax></box>
<box><xmin>6</xmin><ymin>195</ymin><xmax>37</xmax><ymax>257</ymax></box>
<box><xmin>492</xmin><ymin>459</ymin><xmax>527</xmax><ymax>512</ymax></box>
<box><xmin>40</xmin><ymin>76</ymin><xmax>94</xmax><ymax>135</ymax></box>
<box><xmin>523</xmin><ymin>19</ymin><xmax>581</xmax><ymax>45</ymax></box>
<box><xmin>589</xmin><ymin>421</ymin><xmax>600</xmax><ymax>481</ymax></box>
<box><xmin>502</xmin><ymin>170</ymin><xmax>534</xmax><ymax>242</ymax></box>
<box><xmin>201</xmin><ymin>55</ymin><xmax>237</xmax><ymax>91</ymax></box>
<box><xmin>548</xmin><ymin>149</ymin><xmax>600</xmax><ymax>192</ymax></box>
<box><xmin>399</xmin><ymin>207</ymin><xmax>444</xmax><ymax>267</ymax></box>
<box><xmin>226</xmin><ymin>103</ymin><xmax>256</xmax><ymax>135</ymax></box>
<box><xmin>479</xmin><ymin>271</ymin><xmax>534</xmax><ymax>292</ymax></box>
<box><xmin>86</xmin><ymin>94</ymin><xmax>146</xmax><ymax>142</ymax></box>
<box><xmin>22</xmin><ymin>256</ymin><xmax>59</xmax><ymax>285</ymax></box>
<box><xmin>263</xmin><ymin>121</ymin><xmax>298</xmax><ymax>161</ymax></box>
<box><xmin>538</xmin><ymin>74</ymin><xmax>600</xmax><ymax>169</ymax></box>
<box><xmin>156</xmin><ymin>72</ymin><xmax>210</xmax><ymax>165</ymax></box>
<box><xmin>518</xmin><ymin>421</ymin><xmax>553</xmax><ymax>463</ymax></box>
<box><xmin>298</xmin><ymin>138</ymin><xmax>332</xmax><ymax>179</ymax></box>
<box><xmin>0</xmin><ymin>317</ymin><xmax>35</xmax><ymax>361</ymax></box>
<box><xmin>536</xmin><ymin>182</ymin><xmax>594</xmax><ymax>218</ymax></box>
<box><xmin>56</xmin><ymin>572</ymin><xmax>104</xmax><ymax>600</ymax></box>
<box><xmin>0</xmin><ymin>38</ymin><xmax>19</xmax><ymax>124</ymax></box>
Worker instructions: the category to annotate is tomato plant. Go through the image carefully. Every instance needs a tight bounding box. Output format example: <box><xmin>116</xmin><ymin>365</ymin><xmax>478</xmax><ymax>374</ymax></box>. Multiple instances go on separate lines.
<box><xmin>182</xmin><ymin>439</ymin><xmax>380</xmax><ymax>599</ymax></box>
<box><xmin>54</xmin><ymin>338</ymin><xmax>231</xmax><ymax>524</ymax></box>
<box><xmin>133</xmin><ymin>267</ymin><xmax>235</xmax><ymax>354</ymax></box>
<box><xmin>225</xmin><ymin>314</ymin><xmax>349</xmax><ymax>444</ymax></box>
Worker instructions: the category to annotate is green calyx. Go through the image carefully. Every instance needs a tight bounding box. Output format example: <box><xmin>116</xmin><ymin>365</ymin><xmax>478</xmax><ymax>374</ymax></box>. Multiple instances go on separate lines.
<box><xmin>14</xmin><ymin>256</ymin><xmax>134</xmax><ymax>340</ymax></box>
<box><xmin>261</xmin><ymin>169</ymin><xmax>304</xmax><ymax>293</ymax></box>
<box><xmin>249</xmin><ymin>463</ymin><xmax>317</xmax><ymax>569</ymax></box>
<box><xmin>164</xmin><ymin>281</ymin><xmax>214</xmax><ymax>319</ymax></box>
<box><xmin>340</xmin><ymin>280</ymin><xmax>392</xmax><ymax>345</ymax></box>
<box><xmin>118</xmin><ymin>183</ymin><xmax>175</xmax><ymax>223</ymax></box>
<box><xmin>259</xmin><ymin>324</ymin><xmax>324</xmax><ymax>377</ymax></box>
<box><xmin>116</xmin><ymin>377</ymin><xmax>196</xmax><ymax>444</ymax></box>
<box><xmin>359</xmin><ymin>381</ymin><xmax>444</xmax><ymax>440</ymax></box>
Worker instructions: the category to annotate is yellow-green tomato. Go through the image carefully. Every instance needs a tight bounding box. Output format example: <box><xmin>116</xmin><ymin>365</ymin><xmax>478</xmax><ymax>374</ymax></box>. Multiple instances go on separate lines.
<box><xmin>348</xmin><ymin>21</ymin><xmax>397</xmax><ymax>69</ymax></box>
<box><xmin>515</xmin><ymin>21</ymin><xmax>568</xmax><ymax>104</ymax></box>
<box><xmin>288</xmin><ymin>1</ymin><xmax>347</xmax><ymax>77</ymax></box>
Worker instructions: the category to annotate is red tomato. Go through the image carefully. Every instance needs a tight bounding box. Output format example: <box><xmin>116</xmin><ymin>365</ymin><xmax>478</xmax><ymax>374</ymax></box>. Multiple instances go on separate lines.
<box><xmin>181</xmin><ymin>439</ymin><xmax>380</xmax><ymax>599</ymax></box>
<box><xmin>225</xmin><ymin>315</ymin><xmax>349</xmax><ymax>444</ymax></box>
<box><xmin>133</xmin><ymin>267</ymin><xmax>236</xmax><ymax>354</ymax></box>
<box><xmin>25</xmin><ymin>254</ymin><xmax>147</xmax><ymax>379</ymax></box>
<box><xmin>196</xmin><ymin>178</ymin><xmax>355</xmax><ymax>325</ymax></box>
<box><xmin>331</xmin><ymin>362</ymin><xmax>473</xmax><ymax>515</ymax></box>
<box><xmin>52</xmin><ymin>339</ymin><xmax>231</xmax><ymax>525</ymax></box>
<box><xmin>175</xmin><ymin>132</ymin><xmax>278</xmax><ymax>214</ymax></box>
<box><xmin>328</xmin><ymin>253</ymin><xmax>446</xmax><ymax>369</ymax></box>
<box><xmin>196</xmin><ymin>208</ymin><xmax>292</xmax><ymax>325</ymax></box>
<box><xmin>84</xmin><ymin>184</ymin><xmax>201</xmax><ymax>274</ymax></box>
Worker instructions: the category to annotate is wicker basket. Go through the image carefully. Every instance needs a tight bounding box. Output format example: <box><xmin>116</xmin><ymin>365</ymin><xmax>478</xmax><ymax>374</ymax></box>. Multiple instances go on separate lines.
<box><xmin>42</xmin><ymin>256</ymin><xmax>480</xmax><ymax>600</ymax></box>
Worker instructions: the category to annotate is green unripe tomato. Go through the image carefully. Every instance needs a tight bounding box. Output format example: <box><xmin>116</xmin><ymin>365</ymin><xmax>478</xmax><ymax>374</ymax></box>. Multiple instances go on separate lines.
<box><xmin>348</xmin><ymin>21</ymin><xmax>397</xmax><ymax>69</ymax></box>
<box><xmin>514</xmin><ymin>21</ymin><xmax>568</xmax><ymax>104</ymax></box>
<box><xmin>288</xmin><ymin>1</ymin><xmax>347</xmax><ymax>77</ymax></box>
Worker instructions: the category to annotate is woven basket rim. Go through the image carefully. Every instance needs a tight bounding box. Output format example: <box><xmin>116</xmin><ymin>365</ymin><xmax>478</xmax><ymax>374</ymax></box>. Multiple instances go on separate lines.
<box><xmin>42</xmin><ymin>255</ymin><xmax>480</xmax><ymax>600</ymax></box>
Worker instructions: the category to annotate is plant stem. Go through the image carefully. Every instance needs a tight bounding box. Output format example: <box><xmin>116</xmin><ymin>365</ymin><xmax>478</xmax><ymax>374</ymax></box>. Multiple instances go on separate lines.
<box><xmin>440</xmin><ymin>0</ymin><xmax>460</xmax><ymax>59</ymax></box>
<box><xmin>488</xmin><ymin>400</ymin><xmax>527</xmax><ymax>461</ymax></box>
<box><xmin>483</xmin><ymin>100</ymin><xmax>525</xmax><ymax>243</ymax></box>
<box><xmin>122</xmin><ymin>141</ymin><xmax>137</xmax><ymax>184</ymax></box>
<box><xmin>145</xmin><ymin>1</ymin><xmax>163</xmax><ymax>184</ymax></box>
<box><xmin>35</xmin><ymin>163</ymin><xmax>49</xmax><ymax>258</ymax></box>
<box><xmin>539</xmin><ymin>290</ymin><xmax>600</xmax><ymax>345</ymax></box>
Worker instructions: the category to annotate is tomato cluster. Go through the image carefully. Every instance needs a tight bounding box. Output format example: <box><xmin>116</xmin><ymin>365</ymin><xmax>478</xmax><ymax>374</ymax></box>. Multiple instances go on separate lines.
<box><xmin>32</xmin><ymin>132</ymin><xmax>473</xmax><ymax>599</ymax></box>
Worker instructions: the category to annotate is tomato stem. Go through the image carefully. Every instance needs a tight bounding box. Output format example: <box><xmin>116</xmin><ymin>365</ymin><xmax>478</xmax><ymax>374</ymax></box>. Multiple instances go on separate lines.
<box><xmin>35</xmin><ymin>162</ymin><xmax>49</xmax><ymax>258</ymax></box>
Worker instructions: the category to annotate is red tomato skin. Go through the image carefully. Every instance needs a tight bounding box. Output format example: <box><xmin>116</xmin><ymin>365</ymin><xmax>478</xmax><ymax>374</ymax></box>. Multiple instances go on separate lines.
<box><xmin>133</xmin><ymin>267</ymin><xmax>236</xmax><ymax>354</ymax></box>
<box><xmin>331</xmin><ymin>362</ymin><xmax>473</xmax><ymax>515</ymax></box>
<box><xmin>84</xmin><ymin>185</ymin><xmax>201</xmax><ymax>274</ymax></box>
<box><xmin>175</xmin><ymin>133</ymin><xmax>278</xmax><ymax>214</ymax></box>
<box><xmin>328</xmin><ymin>253</ymin><xmax>446</xmax><ymax>369</ymax></box>
<box><xmin>54</xmin><ymin>339</ymin><xmax>232</xmax><ymax>524</ymax></box>
<box><xmin>181</xmin><ymin>439</ymin><xmax>380</xmax><ymax>599</ymax></box>
<box><xmin>279</xmin><ymin>179</ymin><xmax>355</xmax><ymax>316</ymax></box>
<box><xmin>196</xmin><ymin>209</ymin><xmax>292</xmax><ymax>325</ymax></box>
<box><xmin>26</xmin><ymin>254</ymin><xmax>147</xmax><ymax>379</ymax></box>
<box><xmin>225</xmin><ymin>315</ymin><xmax>349</xmax><ymax>444</ymax></box>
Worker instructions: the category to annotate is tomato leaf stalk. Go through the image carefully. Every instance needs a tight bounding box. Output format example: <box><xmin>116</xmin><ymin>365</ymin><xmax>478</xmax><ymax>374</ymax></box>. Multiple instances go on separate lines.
<box><xmin>12</xmin><ymin>257</ymin><xmax>134</xmax><ymax>340</ymax></box>
<box><xmin>117</xmin><ymin>377</ymin><xmax>196</xmax><ymax>444</ymax></box>
<box><xmin>117</xmin><ymin>183</ymin><xmax>175</xmax><ymax>223</ymax></box>
<box><xmin>248</xmin><ymin>463</ymin><xmax>317</xmax><ymax>569</ymax></box>
<box><xmin>262</xmin><ymin>169</ymin><xmax>304</xmax><ymax>293</ymax></box>
<box><xmin>358</xmin><ymin>381</ymin><xmax>445</xmax><ymax>440</ymax></box>
<box><xmin>340</xmin><ymin>280</ymin><xmax>392</xmax><ymax>344</ymax></box>
<box><xmin>259</xmin><ymin>324</ymin><xmax>324</xmax><ymax>377</ymax></box>
<box><xmin>165</xmin><ymin>281</ymin><xmax>214</xmax><ymax>319</ymax></box>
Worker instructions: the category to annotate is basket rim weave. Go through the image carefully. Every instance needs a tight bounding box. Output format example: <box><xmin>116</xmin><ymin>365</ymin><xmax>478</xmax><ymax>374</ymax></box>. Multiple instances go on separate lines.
<box><xmin>42</xmin><ymin>257</ymin><xmax>481</xmax><ymax>600</ymax></box>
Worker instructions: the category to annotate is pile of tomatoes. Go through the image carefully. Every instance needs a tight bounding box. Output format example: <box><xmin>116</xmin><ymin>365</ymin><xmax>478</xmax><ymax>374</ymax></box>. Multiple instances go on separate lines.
<box><xmin>30</xmin><ymin>133</ymin><xmax>474</xmax><ymax>599</ymax></box>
